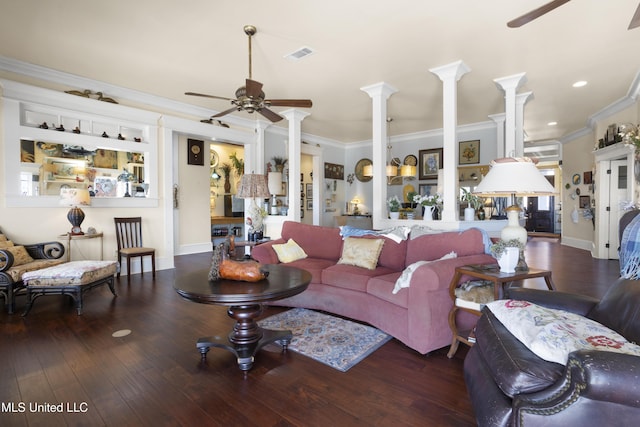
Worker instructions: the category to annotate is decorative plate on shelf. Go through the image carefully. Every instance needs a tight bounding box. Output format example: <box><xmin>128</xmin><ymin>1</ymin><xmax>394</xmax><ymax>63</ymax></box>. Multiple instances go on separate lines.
<box><xmin>355</xmin><ymin>158</ymin><xmax>373</xmax><ymax>182</ymax></box>
<box><xmin>403</xmin><ymin>155</ymin><xmax>417</xmax><ymax>166</ymax></box>
<box><xmin>210</xmin><ymin>149</ymin><xmax>219</xmax><ymax>168</ymax></box>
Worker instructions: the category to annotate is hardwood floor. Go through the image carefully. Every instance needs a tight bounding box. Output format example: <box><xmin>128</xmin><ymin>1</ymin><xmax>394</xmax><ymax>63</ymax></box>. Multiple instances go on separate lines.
<box><xmin>0</xmin><ymin>238</ymin><xmax>621</xmax><ymax>426</ymax></box>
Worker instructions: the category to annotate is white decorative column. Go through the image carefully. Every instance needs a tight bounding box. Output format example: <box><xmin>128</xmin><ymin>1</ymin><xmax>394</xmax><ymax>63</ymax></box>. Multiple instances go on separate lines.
<box><xmin>489</xmin><ymin>113</ymin><xmax>506</xmax><ymax>159</ymax></box>
<box><xmin>361</xmin><ymin>82</ymin><xmax>398</xmax><ymax>229</ymax></box>
<box><xmin>494</xmin><ymin>73</ymin><xmax>527</xmax><ymax>157</ymax></box>
<box><xmin>253</xmin><ymin>119</ymin><xmax>271</xmax><ymax>174</ymax></box>
<box><xmin>515</xmin><ymin>91</ymin><xmax>534</xmax><ymax>157</ymax></box>
<box><xmin>429</xmin><ymin>60</ymin><xmax>471</xmax><ymax>223</ymax></box>
<box><xmin>281</xmin><ymin>109</ymin><xmax>310</xmax><ymax>222</ymax></box>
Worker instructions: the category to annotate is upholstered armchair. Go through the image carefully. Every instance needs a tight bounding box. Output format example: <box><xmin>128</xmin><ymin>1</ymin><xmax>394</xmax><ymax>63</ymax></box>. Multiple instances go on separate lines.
<box><xmin>0</xmin><ymin>228</ymin><xmax>65</xmax><ymax>313</ymax></box>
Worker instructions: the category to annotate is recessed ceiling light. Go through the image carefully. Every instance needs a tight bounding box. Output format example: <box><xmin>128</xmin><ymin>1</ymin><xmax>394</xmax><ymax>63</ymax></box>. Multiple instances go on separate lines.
<box><xmin>572</xmin><ymin>81</ymin><xmax>587</xmax><ymax>88</ymax></box>
<box><xmin>547</xmin><ymin>121</ymin><xmax>558</xmax><ymax>126</ymax></box>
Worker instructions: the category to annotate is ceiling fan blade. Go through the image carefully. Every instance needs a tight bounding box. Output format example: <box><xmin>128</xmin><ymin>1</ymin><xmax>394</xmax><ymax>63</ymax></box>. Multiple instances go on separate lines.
<box><xmin>266</xmin><ymin>99</ymin><xmax>313</xmax><ymax>108</ymax></box>
<box><xmin>245</xmin><ymin>79</ymin><xmax>264</xmax><ymax>99</ymax></box>
<box><xmin>185</xmin><ymin>91</ymin><xmax>234</xmax><ymax>101</ymax></box>
<box><xmin>507</xmin><ymin>0</ymin><xmax>571</xmax><ymax>28</ymax></box>
<box><xmin>258</xmin><ymin>107</ymin><xmax>284</xmax><ymax>123</ymax></box>
<box><xmin>211</xmin><ymin>106</ymin><xmax>240</xmax><ymax>119</ymax></box>
<box><xmin>629</xmin><ymin>3</ymin><xmax>640</xmax><ymax>29</ymax></box>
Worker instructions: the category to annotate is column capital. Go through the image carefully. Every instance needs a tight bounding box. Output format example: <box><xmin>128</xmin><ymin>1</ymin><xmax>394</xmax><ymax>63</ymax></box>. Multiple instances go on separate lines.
<box><xmin>494</xmin><ymin>72</ymin><xmax>527</xmax><ymax>92</ymax></box>
<box><xmin>488</xmin><ymin>112</ymin><xmax>506</xmax><ymax>124</ymax></box>
<box><xmin>280</xmin><ymin>109</ymin><xmax>310</xmax><ymax>123</ymax></box>
<box><xmin>429</xmin><ymin>60</ymin><xmax>471</xmax><ymax>82</ymax></box>
<box><xmin>516</xmin><ymin>91</ymin><xmax>535</xmax><ymax>106</ymax></box>
<box><xmin>360</xmin><ymin>82</ymin><xmax>398</xmax><ymax>100</ymax></box>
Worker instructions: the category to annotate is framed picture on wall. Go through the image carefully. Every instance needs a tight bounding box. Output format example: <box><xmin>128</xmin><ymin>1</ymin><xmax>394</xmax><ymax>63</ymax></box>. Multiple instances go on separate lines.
<box><xmin>306</xmin><ymin>199</ymin><xmax>313</xmax><ymax>210</ymax></box>
<box><xmin>187</xmin><ymin>139</ymin><xmax>205</xmax><ymax>166</ymax></box>
<box><xmin>419</xmin><ymin>148</ymin><xmax>443</xmax><ymax>180</ymax></box>
<box><xmin>459</xmin><ymin>140</ymin><xmax>480</xmax><ymax>164</ymax></box>
<box><xmin>419</xmin><ymin>181</ymin><xmax>438</xmax><ymax>196</ymax></box>
<box><xmin>579</xmin><ymin>195</ymin><xmax>591</xmax><ymax>209</ymax></box>
<box><xmin>306</xmin><ymin>183</ymin><xmax>313</xmax><ymax>199</ymax></box>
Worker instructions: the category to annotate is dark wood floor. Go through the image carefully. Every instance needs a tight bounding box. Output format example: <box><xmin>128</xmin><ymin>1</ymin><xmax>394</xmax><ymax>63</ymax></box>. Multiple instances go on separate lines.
<box><xmin>0</xmin><ymin>238</ymin><xmax>621</xmax><ymax>426</ymax></box>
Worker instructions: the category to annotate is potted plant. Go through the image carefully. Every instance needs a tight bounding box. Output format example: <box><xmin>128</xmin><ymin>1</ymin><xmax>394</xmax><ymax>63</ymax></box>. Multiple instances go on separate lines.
<box><xmin>229</xmin><ymin>152</ymin><xmax>244</xmax><ymax>176</ymax></box>
<box><xmin>413</xmin><ymin>193</ymin><xmax>441</xmax><ymax>221</ymax></box>
<box><xmin>490</xmin><ymin>238</ymin><xmax>524</xmax><ymax>273</ymax></box>
<box><xmin>387</xmin><ymin>195</ymin><xmax>401</xmax><ymax>219</ymax></box>
<box><xmin>219</xmin><ymin>162</ymin><xmax>232</xmax><ymax>194</ymax></box>
<box><xmin>271</xmin><ymin>156</ymin><xmax>288</xmax><ymax>172</ymax></box>
<box><xmin>460</xmin><ymin>188</ymin><xmax>482</xmax><ymax>221</ymax></box>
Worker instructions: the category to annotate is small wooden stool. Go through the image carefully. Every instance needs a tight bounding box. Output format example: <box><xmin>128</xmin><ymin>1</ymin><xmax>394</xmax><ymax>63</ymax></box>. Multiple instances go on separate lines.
<box><xmin>22</xmin><ymin>260</ymin><xmax>117</xmax><ymax>315</ymax></box>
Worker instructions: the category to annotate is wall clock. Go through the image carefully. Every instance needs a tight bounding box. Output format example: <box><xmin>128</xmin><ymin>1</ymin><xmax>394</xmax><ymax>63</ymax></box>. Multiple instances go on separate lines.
<box><xmin>210</xmin><ymin>149</ymin><xmax>219</xmax><ymax>168</ymax></box>
<box><xmin>188</xmin><ymin>139</ymin><xmax>204</xmax><ymax>166</ymax></box>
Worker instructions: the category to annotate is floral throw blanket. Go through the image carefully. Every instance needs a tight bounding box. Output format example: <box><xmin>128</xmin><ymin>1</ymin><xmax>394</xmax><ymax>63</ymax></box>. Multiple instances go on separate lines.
<box><xmin>487</xmin><ymin>299</ymin><xmax>640</xmax><ymax>365</ymax></box>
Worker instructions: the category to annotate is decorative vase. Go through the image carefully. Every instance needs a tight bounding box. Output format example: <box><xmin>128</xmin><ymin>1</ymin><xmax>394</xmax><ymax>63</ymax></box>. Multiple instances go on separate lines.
<box><xmin>389</xmin><ymin>211</ymin><xmax>400</xmax><ymax>220</ymax></box>
<box><xmin>224</xmin><ymin>177</ymin><xmax>231</xmax><ymax>194</ymax></box>
<box><xmin>477</xmin><ymin>210</ymin><xmax>486</xmax><ymax>221</ymax></box>
<box><xmin>422</xmin><ymin>205</ymin><xmax>434</xmax><ymax>221</ymax></box>
<box><xmin>497</xmin><ymin>247</ymin><xmax>519</xmax><ymax>273</ymax></box>
<box><xmin>464</xmin><ymin>207</ymin><xmax>476</xmax><ymax>221</ymax></box>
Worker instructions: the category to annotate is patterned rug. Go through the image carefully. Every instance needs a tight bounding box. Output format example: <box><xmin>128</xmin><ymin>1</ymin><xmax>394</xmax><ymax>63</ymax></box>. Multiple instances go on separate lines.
<box><xmin>258</xmin><ymin>308</ymin><xmax>392</xmax><ymax>372</ymax></box>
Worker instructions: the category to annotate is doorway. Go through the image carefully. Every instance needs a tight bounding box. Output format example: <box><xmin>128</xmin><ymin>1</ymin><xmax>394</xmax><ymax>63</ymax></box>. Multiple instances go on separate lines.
<box><xmin>606</xmin><ymin>159</ymin><xmax>628</xmax><ymax>259</ymax></box>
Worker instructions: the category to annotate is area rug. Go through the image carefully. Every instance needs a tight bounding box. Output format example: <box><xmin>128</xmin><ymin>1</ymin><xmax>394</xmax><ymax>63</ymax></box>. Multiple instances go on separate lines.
<box><xmin>258</xmin><ymin>308</ymin><xmax>392</xmax><ymax>372</ymax></box>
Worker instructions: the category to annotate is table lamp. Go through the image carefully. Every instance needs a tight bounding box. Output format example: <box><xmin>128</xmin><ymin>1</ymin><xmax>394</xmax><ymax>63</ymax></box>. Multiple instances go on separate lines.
<box><xmin>60</xmin><ymin>188</ymin><xmax>91</xmax><ymax>235</ymax></box>
<box><xmin>267</xmin><ymin>172</ymin><xmax>283</xmax><ymax>215</ymax></box>
<box><xmin>117</xmin><ymin>168</ymin><xmax>136</xmax><ymax>197</ymax></box>
<box><xmin>473</xmin><ymin>157</ymin><xmax>555</xmax><ymax>270</ymax></box>
<box><xmin>237</xmin><ymin>173</ymin><xmax>271</xmax><ymax>237</ymax></box>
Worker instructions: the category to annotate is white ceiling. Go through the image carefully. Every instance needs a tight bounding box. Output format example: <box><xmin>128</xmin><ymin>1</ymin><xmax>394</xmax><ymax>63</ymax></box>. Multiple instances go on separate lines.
<box><xmin>1</xmin><ymin>0</ymin><xmax>639</xmax><ymax>144</ymax></box>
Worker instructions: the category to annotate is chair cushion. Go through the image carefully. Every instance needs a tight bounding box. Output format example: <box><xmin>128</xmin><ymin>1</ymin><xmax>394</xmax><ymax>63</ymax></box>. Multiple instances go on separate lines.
<box><xmin>22</xmin><ymin>260</ymin><xmax>117</xmax><ymax>286</ymax></box>
<box><xmin>120</xmin><ymin>247</ymin><xmax>155</xmax><ymax>255</ymax></box>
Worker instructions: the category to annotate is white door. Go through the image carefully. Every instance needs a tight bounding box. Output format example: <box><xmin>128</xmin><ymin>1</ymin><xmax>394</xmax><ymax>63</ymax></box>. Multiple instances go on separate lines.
<box><xmin>607</xmin><ymin>160</ymin><xmax>628</xmax><ymax>259</ymax></box>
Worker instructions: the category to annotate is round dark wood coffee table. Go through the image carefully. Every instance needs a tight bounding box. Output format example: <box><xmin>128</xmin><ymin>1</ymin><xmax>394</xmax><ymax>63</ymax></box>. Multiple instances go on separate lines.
<box><xmin>174</xmin><ymin>264</ymin><xmax>311</xmax><ymax>371</ymax></box>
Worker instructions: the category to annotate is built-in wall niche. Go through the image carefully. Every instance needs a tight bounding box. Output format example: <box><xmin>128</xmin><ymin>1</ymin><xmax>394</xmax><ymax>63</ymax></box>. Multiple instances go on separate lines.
<box><xmin>3</xmin><ymin>78</ymin><xmax>159</xmax><ymax>208</ymax></box>
<box><xmin>20</xmin><ymin>139</ymin><xmax>146</xmax><ymax>197</ymax></box>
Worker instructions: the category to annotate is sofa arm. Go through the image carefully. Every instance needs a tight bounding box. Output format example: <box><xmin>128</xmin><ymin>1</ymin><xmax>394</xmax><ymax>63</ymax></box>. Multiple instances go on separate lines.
<box><xmin>514</xmin><ymin>350</ymin><xmax>640</xmax><ymax>426</ymax></box>
<box><xmin>23</xmin><ymin>241</ymin><xmax>65</xmax><ymax>260</ymax></box>
<box><xmin>505</xmin><ymin>287</ymin><xmax>599</xmax><ymax>316</ymax></box>
<box><xmin>251</xmin><ymin>239</ymin><xmax>285</xmax><ymax>264</ymax></box>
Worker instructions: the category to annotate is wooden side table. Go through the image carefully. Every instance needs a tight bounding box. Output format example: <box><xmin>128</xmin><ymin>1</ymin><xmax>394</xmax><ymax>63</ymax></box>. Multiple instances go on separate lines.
<box><xmin>59</xmin><ymin>232</ymin><xmax>104</xmax><ymax>262</ymax></box>
<box><xmin>446</xmin><ymin>264</ymin><xmax>554</xmax><ymax>358</ymax></box>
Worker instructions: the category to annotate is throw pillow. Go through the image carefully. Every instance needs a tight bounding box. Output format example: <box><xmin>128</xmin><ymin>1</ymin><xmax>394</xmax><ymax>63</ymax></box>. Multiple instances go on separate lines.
<box><xmin>272</xmin><ymin>239</ymin><xmax>308</xmax><ymax>263</ymax></box>
<box><xmin>338</xmin><ymin>237</ymin><xmax>384</xmax><ymax>270</ymax></box>
<box><xmin>1</xmin><ymin>245</ymin><xmax>34</xmax><ymax>266</ymax></box>
<box><xmin>487</xmin><ymin>299</ymin><xmax>640</xmax><ymax>365</ymax></box>
<box><xmin>0</xmin><ymin>239</ymin><xmax>15</xmax><ymax>249</ymax></box>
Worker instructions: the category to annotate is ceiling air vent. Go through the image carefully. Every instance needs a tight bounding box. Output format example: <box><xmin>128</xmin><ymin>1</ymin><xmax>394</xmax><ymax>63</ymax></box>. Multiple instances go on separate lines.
<box><xmin>284</xmin><ymin>46</ymin><xmax>314</xmax><ymax>61</ymax></box>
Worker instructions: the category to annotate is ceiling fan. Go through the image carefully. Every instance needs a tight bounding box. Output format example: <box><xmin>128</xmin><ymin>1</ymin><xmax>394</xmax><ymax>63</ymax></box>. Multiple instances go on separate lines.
<box><xmin>185</xmin><ymin>25</ymin><xmax>312</xmax><ymax>123</ymax></box>
<box><xmin>508</xmin><ymin>0</ymin><xmax>640</xmax><ymax>30</ymax></box>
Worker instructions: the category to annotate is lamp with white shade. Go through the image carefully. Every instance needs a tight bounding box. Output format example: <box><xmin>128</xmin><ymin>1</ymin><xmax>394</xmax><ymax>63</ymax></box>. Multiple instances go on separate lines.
<box><xmin>473</xmin><ymin>157</ymin><xmax>555</xmax><ymax>271</ymax></box>
<box><xmin>267</xmin><ymin>172</ymin><xmax>283</xmax><ymax>215</ymax></box>
<box><xmin>237</xmin><ymin>173</ymin><xmax>271</xmax><ymax>235</ymax></box>
<box><xmin>60</xmin><ymin>188</ymin><xmax>91</xmax><ymax>235</ymax></box>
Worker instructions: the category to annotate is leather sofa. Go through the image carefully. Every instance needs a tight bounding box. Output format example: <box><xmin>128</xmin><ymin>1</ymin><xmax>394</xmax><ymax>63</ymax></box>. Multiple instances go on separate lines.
<box><xmin>464</xmin><ymin>279</ymin><xmax>640</xmax><ymax>426</ymax></box>
<box><xmin>251</xmin><ymin>221</ymin><xmax>495</xmax><ymax>354</ymax></box>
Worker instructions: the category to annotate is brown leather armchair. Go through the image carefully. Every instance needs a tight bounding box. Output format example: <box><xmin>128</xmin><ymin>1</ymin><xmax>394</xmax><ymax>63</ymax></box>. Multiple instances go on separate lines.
<box><xmin>463</xmin><ymin>279</ymin><xmax>640</xmax><ymax>426</ymax></box>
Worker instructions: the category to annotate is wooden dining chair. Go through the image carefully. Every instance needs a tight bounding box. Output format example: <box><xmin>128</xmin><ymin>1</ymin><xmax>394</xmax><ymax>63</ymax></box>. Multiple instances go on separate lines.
<box><xmin>114</xmin><ymin>217</ymin><xmax>155</xmax><ymax>279</ymax></box>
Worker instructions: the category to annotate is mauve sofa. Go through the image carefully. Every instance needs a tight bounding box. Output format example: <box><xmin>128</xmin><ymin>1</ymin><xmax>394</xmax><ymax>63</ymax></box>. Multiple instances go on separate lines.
<box><xmin>251</xmin><ymin>221</ymin><xmax>495</xmax><ymax>354</ymax></box>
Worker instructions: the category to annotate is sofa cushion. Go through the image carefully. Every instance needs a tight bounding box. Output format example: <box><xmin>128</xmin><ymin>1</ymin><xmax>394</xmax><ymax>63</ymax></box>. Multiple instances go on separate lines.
<box><xmin>338</xmin><ymin>237</ymin><xmax>384</xmax><ymax>270</ymax></box>
<box><xmin>475</xmin><ymin>310</ymin><xmax>563</xmax><ymax>397</ymax></box>
<box><xmin>281</xmin><ymin>221</ymin><xmax>343</xmax><ymax>261</ymax></box>
<box><xmin>487</xmin><ymin>299</ymin><xmax>640</xmax><ymax>365</ymax></box>
<box><xmin>406</xmin><ymin>228</ymin><xmax>485</xmax><ymax>265</ymax></box>
<box><xmin>0</xmin><ymin>238</ymin><xmax>14</xmax><ymax>248</ymax></box>
<box><xmin>272</xmin><ymin>238</ymin><xmax>308</xmax><ymax>263</ymax></box>
<box><xmin>323</xmin><ymin>263</ymin><xmax>396</xmax><ymax>292</ymax></box>
<box><xmin>283</xmin><ymin>258</ymin><xmax>335</xmax><ymax>284</ymax></box>
<box><xmin>3</xmin><ymin>259</ymin><xmax>67</xmax><ymax>282</ymax></box>
<box><xmin>367</xmin><ymin>272</ymin><xmax>408</xmax><ymax>308</ymax></box>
